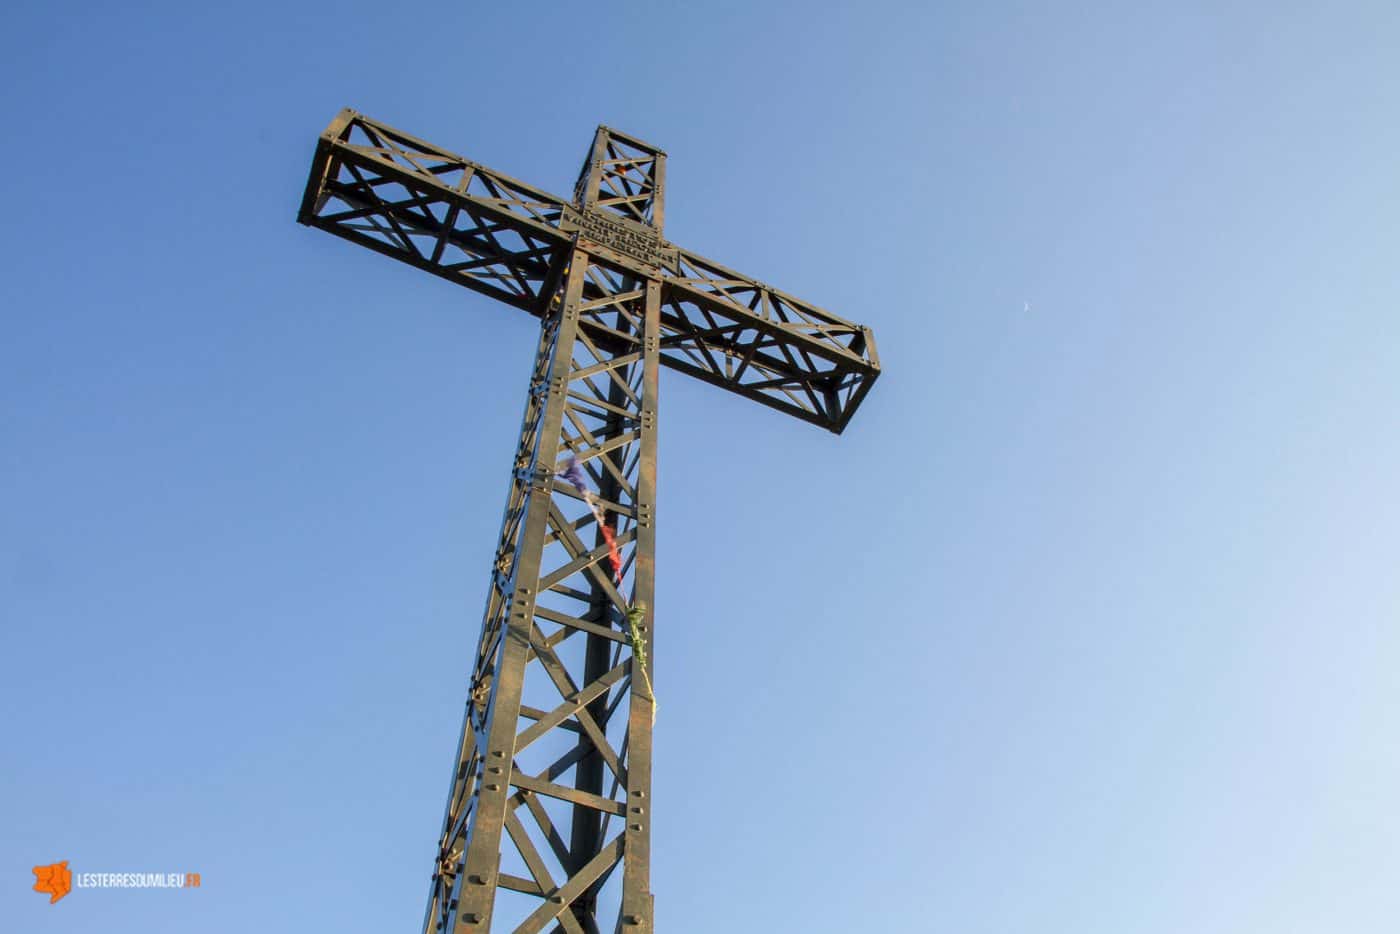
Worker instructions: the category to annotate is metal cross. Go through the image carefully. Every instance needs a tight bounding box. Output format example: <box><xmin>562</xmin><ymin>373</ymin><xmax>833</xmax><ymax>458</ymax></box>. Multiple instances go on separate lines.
<box><xmin>297</xmin><ymin>110</ymin><xmax>880</xmax><ymax>933</ymax></box>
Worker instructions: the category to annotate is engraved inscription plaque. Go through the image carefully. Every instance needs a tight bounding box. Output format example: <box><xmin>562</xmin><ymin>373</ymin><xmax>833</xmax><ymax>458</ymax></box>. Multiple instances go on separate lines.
<box><xmin>562</xmin><ymin>207</ymin><xmax>675</xmax><ymax>269</ymax></box>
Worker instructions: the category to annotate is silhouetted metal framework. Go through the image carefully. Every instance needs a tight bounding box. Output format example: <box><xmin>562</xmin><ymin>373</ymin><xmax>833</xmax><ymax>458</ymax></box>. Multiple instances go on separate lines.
<box><xmin>297</xmin><ymin>110</ymin><xmax>881</xmax><ymax>933</ymax></box>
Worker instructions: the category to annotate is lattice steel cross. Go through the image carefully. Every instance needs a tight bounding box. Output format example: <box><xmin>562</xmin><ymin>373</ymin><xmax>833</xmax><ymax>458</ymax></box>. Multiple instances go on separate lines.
<box><xmin>297</xmin><ymin>111</ymin><xmax>880</xmax><ymax>933</ymax></box>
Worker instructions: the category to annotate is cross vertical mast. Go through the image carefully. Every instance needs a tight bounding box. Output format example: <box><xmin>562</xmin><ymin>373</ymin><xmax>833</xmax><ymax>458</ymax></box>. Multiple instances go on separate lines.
<box><xmin>424</xmin><ymin>130</ymin><xmax>666</xmax><ymax>932</ymax></box>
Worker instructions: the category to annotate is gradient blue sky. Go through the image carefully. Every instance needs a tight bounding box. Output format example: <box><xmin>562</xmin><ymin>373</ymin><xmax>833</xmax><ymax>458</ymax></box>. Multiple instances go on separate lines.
<box><xmin>4</xmin><ymin>1</ymin><xmax>1399</xmax><ymax>931</ymax></box>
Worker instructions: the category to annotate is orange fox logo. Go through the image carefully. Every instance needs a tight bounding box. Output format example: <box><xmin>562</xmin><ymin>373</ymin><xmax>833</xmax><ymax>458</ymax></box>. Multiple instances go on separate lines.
<box><xmin>33</xmin><ymin>860</ymin><xmax>72</xmax><ymax>904</ymax></box>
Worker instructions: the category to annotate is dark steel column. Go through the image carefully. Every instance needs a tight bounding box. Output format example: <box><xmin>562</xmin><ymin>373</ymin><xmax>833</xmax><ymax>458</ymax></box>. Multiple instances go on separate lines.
<box><xmin>423</xmin><ymin>252</ymin><xmax>588</xmax><ymax>933</ymax></box>
<box><xmin>618</xmin><ymin>278</ymin><xmax>661</xmax><ymax>932</ymax></box>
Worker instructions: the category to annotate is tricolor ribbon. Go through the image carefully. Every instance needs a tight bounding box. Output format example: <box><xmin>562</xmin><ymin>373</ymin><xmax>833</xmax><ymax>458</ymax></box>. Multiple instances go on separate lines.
<box><xmin>557</xmin><ymin>455</ymin><xmax>623</xmax><ymax>584</ymax></box>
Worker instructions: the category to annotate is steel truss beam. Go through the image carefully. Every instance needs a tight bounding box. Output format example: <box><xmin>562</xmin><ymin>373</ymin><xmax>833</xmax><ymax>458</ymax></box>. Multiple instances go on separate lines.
<box><xmin>298</xmin><ymin>111</ymin><xmax>880</xmax><ymax>433</ymax></box>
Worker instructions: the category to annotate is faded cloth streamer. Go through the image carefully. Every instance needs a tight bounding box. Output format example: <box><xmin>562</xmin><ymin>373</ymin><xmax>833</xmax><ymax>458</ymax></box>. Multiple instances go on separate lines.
<box><xmin>625</xmin><ymin>603</ymin><xmax>657</xmax><ymax>722</ymax></box>
<box><xmin>557</xmin><ymin>454</ymin><xmax>623</xmax><ymax>584</ymax></box>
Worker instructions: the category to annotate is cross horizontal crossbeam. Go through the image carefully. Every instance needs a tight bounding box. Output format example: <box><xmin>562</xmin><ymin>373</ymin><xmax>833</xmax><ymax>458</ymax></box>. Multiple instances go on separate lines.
<box><xmin>298</xmin><ymin>110</ymin><xmax>880</xmax><ymax>432</ymax></box>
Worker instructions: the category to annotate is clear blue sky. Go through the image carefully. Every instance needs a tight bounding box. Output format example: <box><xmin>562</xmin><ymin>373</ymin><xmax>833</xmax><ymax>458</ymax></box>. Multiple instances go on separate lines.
<box><xmin>4</xmin><ymin>1</ymin><xmax>1398</xmax><ymax>931</ymax></box>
